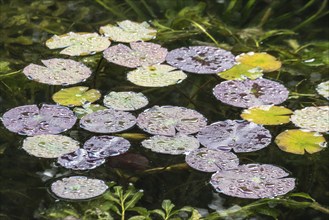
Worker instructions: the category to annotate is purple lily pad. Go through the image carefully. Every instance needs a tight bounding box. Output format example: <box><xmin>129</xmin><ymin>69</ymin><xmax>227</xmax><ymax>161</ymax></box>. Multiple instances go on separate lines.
<box><xmin>165</xmin><ymin>46</ymin><xmax>236</xmax><ymax>74</ymax></box>
<box><xmin>185</xmin><ymin>148</ymin><xmax>239</xmax><ymax>172</ymax></box>
<box><xmin>210</xmin><ymin>164</ymin><xmax>296</xmax><ymax>199</ymax></box>
<box><xmin>83</xmin><ymin>135</ymin><xmax>131</xmax><ymax>158</ymax></box>
<box><xmin>103</xmin><ymin>42</ymin><xmax>167</xmax><ymax>68</ymax></box>
<box><xmin>196</xmin><ymin>120</ymin><xmax>271</xmax><ymax>153</ymax></box>
<box><xmin>1</xmin><ymin>104</ymin><xmax>77</xmax><ymax>136</ymax></box>
<box><xmin>213</xmin><ymin>78</ymin><xmax>289</xmax><ymax>108</ymax></box>
<box><xmin>137</xmin><ymin>106</ymin><xmax>207</xmax><ymax>136</ymax></box>
<box><xmin>58</xmin><ymin>148</ymin><xmax>105</xmax><ymax>170</ymax></box>
<box><xmin>80</xmin><ymin>109</ymin><xmax>136</xmax><ymax>133</ymax></box>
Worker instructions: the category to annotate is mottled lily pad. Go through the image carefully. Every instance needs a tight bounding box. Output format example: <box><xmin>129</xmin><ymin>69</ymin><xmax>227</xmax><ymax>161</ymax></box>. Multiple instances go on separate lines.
<box><xmin>103</xmin><ymin>91</ymin><xmax>148</xmax><ymax>111</ymax></box>
<box><xmin>166</xmin><ymin>46</ymin><xmax>236</xmax><ymax>74</ymax></box>
<box><xmin>241</xmin><ymin>105</ymin><xmax>293</xmax><ymax>125</ymax></box>
<box><xmin>83</xmin><ymin>135</ymin><xmax>131</xmax><ymax>157</ymax></box>
<box><xmin>196</xmin><ymin>120</ymin><xmax>271</xmax><ymax>153</ymax></box>
<box><xmin>127</xmin><ymin>64</ymin><xmax>187</xmax><ymax>87</ymax></box>
<box><xmin>52</xmin><ymin>86</ymin><xmax>101</xmax><ymax>107</ymax></box>
<box><xmin>103</xmin><ymin>42</ymin><xmax>167</xmax><ymax>68</ymax></box>
<box><xmin>99</xmin><ymin>20</ymin><xmax>156</xmax><ymax>43</ymax></box>
<box><xmin>141</xmin><ymin>134</ymin><xmax>199</xmax><ymax>155</ymax></box>
<box><xmin>73</xmin><ymin>104</ymin><xmax>107</xmax><ymax>119</ymax></box>
<box><xmin>290</xmin><ymin>106</ymin><xmax>329</xmax><ymax>132</ymax></box>
<box><xmin>1</xmin><ymin>104</ymin><xmax>77</xmax><ymax>136</ymax></box>
<box><xmin>316</xmin><ymin>81</ymin><xmax>329</xmax><ymax>99</ymax></box>
<box><xmin>185</xmin><ymin>148</ymin><xmax>239</xmax><ymax>172</ymax></box>
<box><xmin>50</xmin><ymin>176</ymin><xmax>108</xmax><ymax>200</ymax></box>
<box><xmin>137</xmin><ymin>106</ymin><xmax>207</xmax><ymax>136</ymax></box>
<box><xmin>210</xmin><ymin>164</ymin><xmax>296</xmax><ymax>199</ymax></box>
<box><xmin>275</xmin><ymin>129</ymin><xmax>327</xmax><ymax>154</ymax></box>
<box><xmin>23</xmin><ymin>134</ymin><xmax>80</xmax><ymax>158</ymax></box>
<box><xmin>218</xmin><ymin>63</ymin><xmax>263</xmax><ymax>80</ymax></box>
<box><xmin>80</xmin><ymin>109</ymin><xmax>136</xmax><ymax>133</ymax></box>
<box><xmin>236</xmin><ymin>52</ymin><xmax>282</xmax><ymax>72</ymax></box>
<box><xmin>213</xmin><ymin>78</ymin><xmax>289</xmax><ymax>108</ymax></box>
<box><xmin>46</xmin><ymin>32</ymin><xmax>111</xmax><ymax>56</ymax></box>
<box><xmin>23</xmin><ymin>58</ymin><xmax>92</xmax><ymax>85</ymax></box>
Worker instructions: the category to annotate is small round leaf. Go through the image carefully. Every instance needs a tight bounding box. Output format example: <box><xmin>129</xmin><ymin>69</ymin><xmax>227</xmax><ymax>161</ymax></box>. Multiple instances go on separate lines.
<box><xmin>236</xmin><ymin>52</ymin><xmax>282</xmax><ymax>72</ymax></box>
<box><xmin>218</xmin><ymin>63</ymin><xmax>263</xmax><ymax>80</ymax></box>
<box><xmin>316</xmin><ymin>81</ymin><xmax>329</xmax><ymax>99</ymax></box>
<box><xmin>103</xmin><ymin>91</ymin><xmax>148</xmax><ymax>111</ymax></box>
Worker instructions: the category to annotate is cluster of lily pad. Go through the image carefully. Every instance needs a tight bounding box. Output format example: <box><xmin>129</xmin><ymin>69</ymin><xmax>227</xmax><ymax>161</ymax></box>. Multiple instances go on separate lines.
<box><xmin>1</xmin><ymin>20</ymin><xmax>328</xmax><ymax>200</ymax></box>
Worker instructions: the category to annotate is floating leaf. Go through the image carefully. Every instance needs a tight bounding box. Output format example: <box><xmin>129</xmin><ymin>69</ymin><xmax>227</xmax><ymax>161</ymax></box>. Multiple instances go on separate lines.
<box><xmin>290</xmin><ymin>106</ymin><xmax>329</xmax><ymax>132</ymax></box>
<box><xmin>275</xmin><ymin>129</ymin><xmax>327</xmax><ymax>154</ymax></box>
<box><xmin>103</xmin><ymin>91</ymin><xmax>148</xmax><ymax>111</ymax></box>
<box><xmin>137</xmin><ymin>106</ymin><xmax>207</xmax><ymax>136</ymax></box>
<box><xmin>80</xmin><ymin>109</ymin><xmax>136</xmax><ymax>133</ymax></box>
<box><xmin>50</xmin><ymin>176</ymin><xmax>108</xmax><ymax>200</ymax></box>
<box><xmin>141</xmin><ymin>134</ymin><xmax>199</xmax><ymax>155</ymax></box>
<box><xmin>22</xmin><ymin>134</ymin><xmax>80</xmax><ymax>158</ymax></box>
<box><xmin>241</xmin><ymin>105</ymin><xmax>293</xmax><ymax>125</ymax></box>
<box><xmin>1</xmin><ymin>104</ymin><xmax>77</xmax><ymax>136</ymax></box>
<box><xmin>73</xmin><ymin>104</ymin><xmax>107</xmax><ymax>119</ymax></box>
<box><xmin>210</xmin><ymin>164</ymin><xmax>296</xmax><ymax>199</ymax></box>
<box><xmin>166</xmin><ymin>46</ymin><xmax>236</xmax><ymax>74</ymax></box>
<box><xmin>127</xmin><ymin>64</ymin><xmax>187</xmax><ymax>87</ymax></box>
<box><xmin>196</xmin><ymin>120</ymin><xmax>271</xmax><ymax>153</ymax></box>
<box><xmin>23</xmin><ymin>58</ymin><xmax>92</xmax><ymax>85</ymax></box>
<box><xmin>52</xmin><ymin>86</ymin><xmax>101</xmax><ymax>107</ymax></box>
<box><xmin>218</xmin><ymin>63</ymin><xmax>263</xmax><ymax>80</ymax></box>
<box><xmin>103</xmin><ymin>42</ymin><xmax>167</xmax><ymax>68</ymax></box>
<box><xmin>99</xmin><ymin>20</ymin><xmax>156</xmax><ymax>43</ymax></box>
<box><xmin>316</xmin><ymin>81</ymin><xmax>329</xmax><ymax>99</ymax></box>
<box><xmin>46</xmin><ymin>32</ymin><xmax>111</xmax><ymax>56</ymax></box>
<box><xmin>236</xmin><ymin>52</ymin><xmax>282</xmax><ymax>72</ymax></box>
<box><xmin>185</xmin><ymin>148</ymin><xmax>239</xmax><ymax>172</ymax></box>
<box><xmin>213</xmin><ymin>78</ymin><xmax>289</xmax><ymax>108</ymax></box>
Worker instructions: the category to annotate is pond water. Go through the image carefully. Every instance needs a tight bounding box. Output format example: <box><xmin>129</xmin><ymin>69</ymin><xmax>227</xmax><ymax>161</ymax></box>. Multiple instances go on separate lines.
<box><xmin>0</xmin><ymin>1</ymin><xmax>328</xmax><ymax>219</ymax></box>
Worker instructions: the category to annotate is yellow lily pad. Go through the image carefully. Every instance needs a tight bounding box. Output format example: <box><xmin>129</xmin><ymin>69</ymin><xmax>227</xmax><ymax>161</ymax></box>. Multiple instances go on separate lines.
<box><xmin>241</xmin><ymin>105</ymin><xmax>293</xmax><ymax>125</ymax></box>
<box><xmin>236</xmin><ymin>52</ymin><xmax>282</xmax><ymax>72</ymax></box>
<box><xmin>218</xmin><ymin>63</ymin><xmax>263</xmax><ymax>80</ymax></box>
<box><xmin>275</xmin><ymin>129</ymin><xmax>327</xmax><ymax>155</ymax></box>
<box><xmin>52</xmin><ymin>86</ymin><xmax>101</xmax><ymax>107</ymax></box>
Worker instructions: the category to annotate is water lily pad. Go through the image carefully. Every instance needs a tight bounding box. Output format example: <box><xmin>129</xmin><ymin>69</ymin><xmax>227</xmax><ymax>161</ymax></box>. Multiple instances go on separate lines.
<box><xmin>241</xmin><ymin>105</ymin><xmax>293</xmax><ymax>125</ymax></box>
<box><xmin>80</xmin><ymin>109</ymin><xmax>136</xmax><ymax>133</ymax></box>
<box><xmin>213</xmin><ymin>78</ymin><xmax>289</xmax><ymax>108</ymax></box>
<box><xmin>137</xmin><ymin>106</ymin><xmax>207</xmax><ymax>136</ymax></box>
<box><xmin>103</xmin><ymin>91</ymin><xmax>148</xmax><ymax>111</ymax></box>
<box><xmin>236</xmin><ymin>52</ymin><xmax>282</xmax><ymax>72</ymax></box>
<box><xmin>1</xmin><ymin>104</ymin><xmax>77</xmax><ymax>136</ymax></box>
<box><xmin>103</xmin><ymin>42</ymin><xmax>167</xmax><ymax>68</ymax></box>
<box><xmin>316</xmin><ymin>81</ymin><xmax>329</xmax><ymax>99</ymax></box>
<box><xmin>83</xmin><ymin>135</ymin><xmax>131</xmax><ymax>157</ymax></box>
<box><xmin>218</xmin><ymin>63</ymin><xmax>263</xmax><ymax>80</ymax></box>
<box><xmin>46</xmin><ymin>32</ymin><xmax>111</xmax><ymax>56</ymax></box>
<box><xmin>275</xmin><ymin>129</ymin><xmax>327</xmax><ymax>154</ymax></box>
<box><xmin>52</xmin><ymin>86</ymin><xmax>101</xmax><ymax>107</ymax></box>
<box><xmin>127</xmin><ymin>64</ymin><xmax>187</xmax><ymax>87</ymax></box>
<box><xmin>99</xmin><ymin>20</ymin><xmax>156</xmax><ymax>43</ymax></box>
<box><xmin>185</xmin><ymin>148</ymin><xmax>239</xmax><ymax>172</ymax></box>
<box><xmin>141</xmin><ymin>134</ymin><xmax>199</xmax><ymax>155</ymax></box>
<box><xmin>23</xmin><ymin>58</ymin><xmax>92</xmax><ymax>85</ymax></box>
<box><xmin>73</xmin><ymin>104</ymin><xmax>107</xmax><ymax>119</ymax></box>
<box><xmin>166</xmin><ymin>46</ymin><xmax>236</xmax><ymax>74</ymax></box>
<box><xmin>196</xmin><ymin>120</ymin><xmax>271</xmax><ymax>153</ymax></box>
<box><xmin>22</xmin><ymin>134</ymin><xmax>80</xmax><ymax>158</ymax></box>
<box><xmin>50</xmin><ymin>176</ymin><xmax>108</xmax><ymax>200</ymax></box>
<box><xmin>290</xmin><ymin>106</ymin><xmax>329</xmax><ymax>132</ymax></box>
<box><xmin>210</xmin><ymin>164</ymin><xmax>296</xmax><ymax>199</ymax></box>
<box><xmin>58</xmin><ymin>148</ymin><xmax>106</xmax><ymax>170</ymax></box>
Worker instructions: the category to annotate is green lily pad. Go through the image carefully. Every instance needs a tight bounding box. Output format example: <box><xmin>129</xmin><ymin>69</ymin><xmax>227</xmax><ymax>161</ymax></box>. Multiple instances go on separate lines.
<box><xmin>236</xmin><ymin>52</ymin><xmax>282</xmax><ymax>72</ymax></box>
<box><xmin>46</xmin><ymin>32</ymin><xmax>111</xmax><ymax>56</ymax></box>
<box><xmin>218</xmin><ymin>63</ymin><xmax>263</xmax><ymax>80</ymax></box>
<box><xmin>127</xmin><ymin>64</ymin><xmax>187</xmax><ymax>87</ymax></box>
<box><xmin>316</xmin><ymin>81</ymin><xmax>329</xmax><ymax>99</ymax></box>
<box><xmin>275</xmin><ymin>129</ymin><xmax>327</xmax><ymax>154</ymax></box>
<box><xmin>99</xmin><ymin>20</ymin><xmax>156</xmax><ymax>43</ymax></box>
<box><xmin>103</xmin><ymin>91</ymin><xmax>149</xmax><ymax>111</ymax></box>
<box><xmin>52</xmin><ymin>86</ymin><xmax>101</xmax><ymax>107</ymax></box>
<box><xmin>241</xmin><ymin>105</ymin><xmax>293</xmax><ymax>125</ymax></box>
<box><xmin>73</xmin><ymin>103</ymin><xmax>107</xmax><ymax>119</ymax></box>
